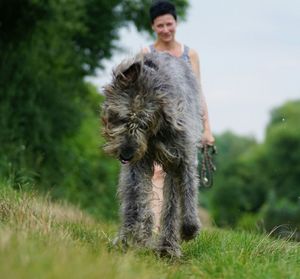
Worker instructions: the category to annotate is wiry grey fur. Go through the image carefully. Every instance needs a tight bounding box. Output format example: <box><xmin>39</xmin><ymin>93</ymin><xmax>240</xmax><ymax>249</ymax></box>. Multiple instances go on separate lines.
<box><xmin>102</xmin><ymin>52</ymin><xmax>203</xmax><ymax>257</ymax></box>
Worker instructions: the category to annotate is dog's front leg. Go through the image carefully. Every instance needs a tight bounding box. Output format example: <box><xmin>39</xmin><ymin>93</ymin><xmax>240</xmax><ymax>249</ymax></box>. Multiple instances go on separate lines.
<box><xmin>157</xmin><ymin>174</ymin><xmax>181</xmax><ymax>258</ymax></box>
<box><xmin>115</xmin><ymin>163</ymin><xmax>153</xmax><ymax>247</ymax></box>
<box><xmin>133</xmin><ymin>161</ymin><xmax>155</xmax><ymax>245</ymax></box>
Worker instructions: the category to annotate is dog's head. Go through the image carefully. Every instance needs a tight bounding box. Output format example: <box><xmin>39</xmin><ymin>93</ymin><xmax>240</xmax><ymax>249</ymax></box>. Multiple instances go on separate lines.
<box><xmin>101</xmin><ymin>54</ymin><xmax>165</xmax><ymax>164</ymax></box>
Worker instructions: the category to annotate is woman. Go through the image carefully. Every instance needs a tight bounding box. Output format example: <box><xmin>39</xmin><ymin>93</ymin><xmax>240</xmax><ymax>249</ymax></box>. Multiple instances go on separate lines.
<box><xmin>142</xmin><ymin>0</ymin><xmax>215</xmax><ymax>232</ymax></box>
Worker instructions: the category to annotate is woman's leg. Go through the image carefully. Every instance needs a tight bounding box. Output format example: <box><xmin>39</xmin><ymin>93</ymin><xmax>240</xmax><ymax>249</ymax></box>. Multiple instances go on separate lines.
<box><xmin>150</xmin><ymin>163</ymin><xmax>165</xmax><ymax>233</ymax></box>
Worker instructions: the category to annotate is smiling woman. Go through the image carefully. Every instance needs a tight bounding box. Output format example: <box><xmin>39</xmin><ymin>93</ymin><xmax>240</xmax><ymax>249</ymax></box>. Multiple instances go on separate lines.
<box><xmin>152</xmin><ymin>14</ymin><xmax>177</xmax><ymax>45</ymax></box>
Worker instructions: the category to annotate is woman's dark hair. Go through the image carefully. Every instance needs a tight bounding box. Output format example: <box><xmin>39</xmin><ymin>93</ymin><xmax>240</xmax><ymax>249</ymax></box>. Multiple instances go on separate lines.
<box><xmin>150</xmin><ymin>1</ymin><xmax>177</xmax><ymax>23</ymax></box>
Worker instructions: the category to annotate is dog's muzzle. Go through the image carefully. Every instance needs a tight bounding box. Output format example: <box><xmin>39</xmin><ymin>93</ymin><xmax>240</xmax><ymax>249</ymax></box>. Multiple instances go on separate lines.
<box><xmin>120</xmin><ymin>157</ymin><xmax>130</xmax><ymax>164</ymax></box>
<box><xmin>119</xmin><ymin>146</ymin><xmax>136</xmax><ymax>164</ymax></box>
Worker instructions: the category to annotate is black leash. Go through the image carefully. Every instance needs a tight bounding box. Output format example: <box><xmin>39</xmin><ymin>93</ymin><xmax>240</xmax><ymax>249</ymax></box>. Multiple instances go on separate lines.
<box><xmin>199</xmin><ymin>145</ymin><xmax>217</xmax><ymax>187</ymax></box>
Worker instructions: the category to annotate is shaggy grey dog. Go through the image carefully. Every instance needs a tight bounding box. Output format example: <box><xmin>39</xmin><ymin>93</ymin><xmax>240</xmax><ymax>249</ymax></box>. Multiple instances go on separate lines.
<box><xmin>102</xmin><ymin>52</ymin><xmax>203</xmax><ymax>257</ymax></box>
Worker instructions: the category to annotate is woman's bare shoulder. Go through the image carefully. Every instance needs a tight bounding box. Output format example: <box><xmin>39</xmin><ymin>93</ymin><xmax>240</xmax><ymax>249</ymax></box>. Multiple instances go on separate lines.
<box><xmin>188</xmin><ymin>48</ymin><xmax>200</xmax><ymax>61</ymax></box>
<box><xmin>142</xmin><ymin>46</ymin><xmax>150</xmax><ymax>54</ymax></box>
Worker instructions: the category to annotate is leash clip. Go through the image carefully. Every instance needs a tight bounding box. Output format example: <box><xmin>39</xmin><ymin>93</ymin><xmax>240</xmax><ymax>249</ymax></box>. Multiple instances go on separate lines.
<box><xmin>199</xmin><ymin>145</ymin><xmax>217</xmax><ymax>188</ymax></box>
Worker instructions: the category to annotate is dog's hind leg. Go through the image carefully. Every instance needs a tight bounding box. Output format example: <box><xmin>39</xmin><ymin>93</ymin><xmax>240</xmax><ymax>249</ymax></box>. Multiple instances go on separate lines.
<box><xmin>179</xmin><ymin>156</ymin><xmax>201</xmax><ymax>241</ymax></box>
<box><xmin>157</xmin><ymin>174</ymin><xmax>181</xmax><ymax>258</ymax></box>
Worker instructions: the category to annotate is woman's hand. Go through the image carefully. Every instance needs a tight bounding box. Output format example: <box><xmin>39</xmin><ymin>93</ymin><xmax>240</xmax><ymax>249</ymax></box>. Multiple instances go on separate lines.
<box><xmin>201</xmin><ymin>128</ymin><xmax>215</xmax><ymax>146</ymax></box>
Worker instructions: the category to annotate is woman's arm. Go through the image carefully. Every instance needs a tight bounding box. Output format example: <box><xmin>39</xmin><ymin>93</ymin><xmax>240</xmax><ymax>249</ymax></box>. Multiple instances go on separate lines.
<box><xmin>189</xmin><ymin>49</ymin><xmax>215</xmax><ymax>146</ymax></box>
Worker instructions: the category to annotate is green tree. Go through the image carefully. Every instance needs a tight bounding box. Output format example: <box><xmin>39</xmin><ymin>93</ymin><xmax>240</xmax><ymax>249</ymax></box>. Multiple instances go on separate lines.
<box><xmin>264</xmin><ymin>100</ymin><xmax>300</xmax><ymax>202</ymax></box>
<box><xmin>204</xmin><ymin>132</ymin><xmax>264</xmax><ymax>226</ymax></box>
<box><xmin>260</xmin><ymin>100</ymin><xmax>300</xmax><ymax>238</ymax></box>
<box><xmin>207</xmin><ymin>100</ymin><xmax>300</xmax><ymax>239</ymax></box>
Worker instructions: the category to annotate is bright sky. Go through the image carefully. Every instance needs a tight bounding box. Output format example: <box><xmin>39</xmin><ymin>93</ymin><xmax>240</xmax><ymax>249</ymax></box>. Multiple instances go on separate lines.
<box><xmin>88</xmin><ymin>0</ymin><xmax>300</xmax><ymax>141</ymax></box>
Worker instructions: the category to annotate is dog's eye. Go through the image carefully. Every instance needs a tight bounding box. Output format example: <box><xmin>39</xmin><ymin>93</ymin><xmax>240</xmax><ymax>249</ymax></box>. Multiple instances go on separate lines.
<box><xmin>110</xmin><ymin>117</ymin><xmax>127</xmax><ymax>126</ymax></box>
<box><xmin>117</xmin><ymin>118</ymin><xmax>127</xmax><ymax>125</ymax></box>
<box><xmin>107</xmin><ymin>110</ymin><xmax>126</xmax><ymax>126</ymax></box>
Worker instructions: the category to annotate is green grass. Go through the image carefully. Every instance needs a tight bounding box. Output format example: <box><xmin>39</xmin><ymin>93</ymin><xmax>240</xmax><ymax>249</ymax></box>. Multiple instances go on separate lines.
<box><xmin>0</xmin><ymin>184</ymin><xmax>299</xmax><ymax>279</ymax></box>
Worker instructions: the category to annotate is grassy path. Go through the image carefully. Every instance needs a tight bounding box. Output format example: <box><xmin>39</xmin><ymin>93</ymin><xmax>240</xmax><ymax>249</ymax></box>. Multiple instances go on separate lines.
<box><xmin>0</xmin><ymin>186</ymin><xmax>299</xmax><ymax>278</ymax></box>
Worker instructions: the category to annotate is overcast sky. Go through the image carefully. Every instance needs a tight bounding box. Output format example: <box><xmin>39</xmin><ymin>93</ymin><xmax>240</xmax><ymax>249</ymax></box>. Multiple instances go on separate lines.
<box><xmin>88</xmin><ymin>0</ymin><xmax>300</xmax><ymax>141</ymax></box>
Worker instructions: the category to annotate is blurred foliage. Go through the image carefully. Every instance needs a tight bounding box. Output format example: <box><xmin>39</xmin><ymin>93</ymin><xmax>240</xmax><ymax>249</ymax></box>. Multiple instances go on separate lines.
<box><xmin>264</xmin><ymin>100</ymin><xmax>300</xmax><ymax>202</ymax></box>
<box><xmin>205</xmin><ymin>100</ymin><xmax>300</xmax><ymax>240</ymax></box>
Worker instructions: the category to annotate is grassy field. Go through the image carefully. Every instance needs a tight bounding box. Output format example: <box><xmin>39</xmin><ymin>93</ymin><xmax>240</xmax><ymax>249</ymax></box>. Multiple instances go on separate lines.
<box><xmin>0</xmin><ymin>184</ymin><xmax>299</xmax><ymax>279</ymax></box>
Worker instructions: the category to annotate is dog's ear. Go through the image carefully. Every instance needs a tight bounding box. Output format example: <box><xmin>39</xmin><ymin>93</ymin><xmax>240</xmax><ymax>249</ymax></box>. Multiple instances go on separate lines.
<box><xmin>118</xmin><ymin>62</ymin><xmax>141</xmax><ymax>84</ymax></box>
<box><xmin>101</xmin><ymin>115</ymin><xmax>107</xmax><ymax>126</ymax></box>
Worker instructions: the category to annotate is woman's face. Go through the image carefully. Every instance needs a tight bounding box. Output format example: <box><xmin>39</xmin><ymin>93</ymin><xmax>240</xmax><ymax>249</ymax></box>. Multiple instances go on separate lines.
<box><xmin>152</xmin><ymin>14</ymin><xmax>177</xmax><ymax>43</ymax></box>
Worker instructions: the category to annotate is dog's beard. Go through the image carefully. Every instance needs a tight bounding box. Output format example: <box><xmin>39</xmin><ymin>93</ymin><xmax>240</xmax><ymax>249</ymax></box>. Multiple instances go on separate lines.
<box><xmin>104</xmin><ymin>131</ymin><xmax>149</xmax><ymax>164</ymax></box>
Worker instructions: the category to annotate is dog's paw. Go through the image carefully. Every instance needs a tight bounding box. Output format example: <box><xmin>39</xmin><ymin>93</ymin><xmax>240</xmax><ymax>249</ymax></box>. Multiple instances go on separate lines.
<box><xmin>156</xmin><ymin>240</ymin><xmax>182</xmax><ymax>258</ymax></box>
<box><xmin>180</xmin><ymin>221</ymin><xmax>201</xmax><ymax>241</ymax></box>
<box><xmin>156</xmin><ymin>245</ymin><xmax>182</xmax><ymax>259</ymax></box>
<box><xmin>111</xmin><ymin>235</ymin><xmax>129</xmax><ymax>251</ymax></box>
<box><xmin>134</xmin><ymin>234</ymin><xmax>154</xmax><ymax>248</ymax></box>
